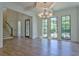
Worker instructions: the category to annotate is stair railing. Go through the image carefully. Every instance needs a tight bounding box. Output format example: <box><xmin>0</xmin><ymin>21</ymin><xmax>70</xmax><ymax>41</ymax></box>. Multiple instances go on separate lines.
<box><xmin>4</xmin><ymin>20</ymin><xmax>13</xmax><ymax>36</ymax></box>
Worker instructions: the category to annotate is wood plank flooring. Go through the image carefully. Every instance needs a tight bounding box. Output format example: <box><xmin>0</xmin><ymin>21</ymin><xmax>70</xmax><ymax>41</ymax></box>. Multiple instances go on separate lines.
<box><xmin>0</xmin><ymin>37</ymin><xmax>79</xmax><ymax>56</ymax></box>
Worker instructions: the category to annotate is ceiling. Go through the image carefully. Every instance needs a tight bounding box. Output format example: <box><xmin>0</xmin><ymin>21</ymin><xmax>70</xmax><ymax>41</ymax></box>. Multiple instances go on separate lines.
<box><xmin>0</xmin><ymin>2</ymin><xmax>79</xmax><ymax>13</ymax></box>
<box><xmin>53</xmin><ymin>2</ymin><xmax>79</xmax><ymax>11</ymax></box>
<box><xmin>10</xmin><ymin>2</ymin><xmax>79</xmax><ymax>11</ymax></box>
<box><xmin>12</xmin><ymin>2</ymin><xmax>36</xmax><ymax>10</ymax></box>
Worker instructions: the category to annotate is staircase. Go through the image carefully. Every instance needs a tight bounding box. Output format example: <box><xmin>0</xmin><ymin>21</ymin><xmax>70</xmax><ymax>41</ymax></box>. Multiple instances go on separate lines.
<box><xmin>3</xmin><ymin>20</ymin><xmax>14</xmax><ymax>40</ymax></box>
<box><xmin>3</xmin><ymin>29</ymin><xmax>13</xmax><ymax>40</ymax></box>
<box><xmin>3</xmin><ymin>13</ymin><xmax>14</xmax><ymax>40</ymax></box>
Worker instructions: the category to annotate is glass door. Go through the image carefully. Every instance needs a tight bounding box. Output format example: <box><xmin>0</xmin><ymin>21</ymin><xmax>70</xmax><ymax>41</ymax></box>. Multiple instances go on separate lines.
<box><xmin>50</xmin><ymin>17</ymin><xmax>58</xmax><ymax>39</ymax></box>
<box><xmin>61</xmin><ymin>16</ymin><xmax>71</xmax><ymax>40</ymax></box>
<box><xmin>42</xmin><ymin>19</ymin><xmax>48</xmax><ymax>38</ymax></box>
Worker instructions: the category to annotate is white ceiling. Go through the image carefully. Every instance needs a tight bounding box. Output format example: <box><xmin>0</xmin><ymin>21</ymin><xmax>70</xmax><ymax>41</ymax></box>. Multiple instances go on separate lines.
<box><xmin>53</xmin><ymin>2</ymin><xmax>79</xmax><ymax>11</ymax></box>
<box><xmin>10</xmin><ymin>2</ymin><xmax>79</xmax><ymax>11</ymax></box>
<box><xmin>0</xmin><ymin>2</ymin><xmax>79</xmax><ymax>13</ymax></box>
<box><xmin>1</xmin><ymin>2</ymin><xmax>79</xmax><ymax>10</ymax></box>
<box><xmin>12</xmin><ymin>2</ymin><xmax>35</xmax><ymax>8</ymax></box>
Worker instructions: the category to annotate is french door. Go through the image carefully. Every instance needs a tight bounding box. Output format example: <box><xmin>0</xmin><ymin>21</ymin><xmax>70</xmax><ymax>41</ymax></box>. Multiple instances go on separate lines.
<box><xmin>42</xmin><ymin>19</ymin><xmax>48</xmax><ymax>38</ymax></box>
<box><xmin>50</xmin><ymin>17</ymin><xmax>58</xmax><ymax>39</ymax></box>
<box><xmin>61</xmin><ymin>16</ymin><xmax>71</xmax><ymax>40</ymax></box>
<box><xmin>42</xmin><ymin>17</ymin><xmax>58</xmax><ymax>39</ymax></box>
<box><xmin>41</xmin><ymin>16</ymin><xmax>71</xmax><ymax>40</ymax></box>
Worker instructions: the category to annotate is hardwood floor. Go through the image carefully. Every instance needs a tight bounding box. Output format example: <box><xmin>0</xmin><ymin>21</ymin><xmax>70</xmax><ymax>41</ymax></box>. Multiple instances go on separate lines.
<box><xmin>0</xmin><ymin>37</ymin><xmax>79</xmax><ymax>56</ymax></box>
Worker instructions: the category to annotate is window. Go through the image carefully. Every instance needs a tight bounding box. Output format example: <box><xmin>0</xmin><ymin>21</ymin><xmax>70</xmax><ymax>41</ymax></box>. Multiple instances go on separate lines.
<box><xmin>61</xmin><ymin>16</ymin><xmax>71</xmax><ymax>40</ymax></box>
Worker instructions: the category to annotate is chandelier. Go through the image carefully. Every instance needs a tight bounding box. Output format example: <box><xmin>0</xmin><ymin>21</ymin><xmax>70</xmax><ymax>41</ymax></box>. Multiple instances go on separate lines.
<box><xmin>38</xmin><ymin>8</ymin><xmax>53</xmax><ymax>19</ymax></box>
<box><xmin>36</xmin><ymin>2</ymin><xmax>54</xmax><ymax>19</ymax></box>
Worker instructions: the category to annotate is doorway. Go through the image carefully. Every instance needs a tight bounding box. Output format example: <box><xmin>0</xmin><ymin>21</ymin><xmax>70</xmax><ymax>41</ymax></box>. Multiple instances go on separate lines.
<box><xmin>25</xmin><ymin>19</ymin><xmax>30</xmax><ymax>38</ymax></box>
<box><xmin>50</xmin><ymin>17</ymin><xmax>58</xmax><ymax>39</ymax></box>
<box><xmin>61</xmin><ymin>16</ymin><xmax>71</xmax><ymax>40</ymax></box>
<box><xmin>41</xmin><ymin>17</ymin><xmax>58</xmax><ymax>39</ymax></box>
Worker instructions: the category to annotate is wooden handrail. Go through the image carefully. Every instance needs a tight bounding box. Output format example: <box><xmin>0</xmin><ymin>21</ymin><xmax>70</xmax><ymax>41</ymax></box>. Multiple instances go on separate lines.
<box><xmin>4</xmin><ymin>20</ymin><xmax>13</xmax><ymax>36</ymax></box>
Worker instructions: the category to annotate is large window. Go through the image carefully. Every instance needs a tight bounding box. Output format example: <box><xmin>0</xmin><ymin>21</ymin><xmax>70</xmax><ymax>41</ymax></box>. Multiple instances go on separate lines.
<box><xmin>61</xmin><ymin>16</ymin><xmax>71</xmax><ymax>40</ymax></box>
<box><xmin>51</xmin><ymin>17</ymin><xmax>57</xmax><ymax>38</ymax></box>
<box><xmin>42</xmin><ymin>19</ymin><xmax>48</xmax><ymax>37</ymax></box>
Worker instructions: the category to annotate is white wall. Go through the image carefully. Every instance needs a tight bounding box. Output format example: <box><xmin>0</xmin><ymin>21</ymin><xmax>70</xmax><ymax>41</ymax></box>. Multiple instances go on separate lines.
<box><xmin>32</xmin><ymin>14</ymin><xmax>38</xmax><ymax>39</ymax></box>
<box><xmin>76</xmin><ymin>6</ymin><xmax>79</xmax><ymax>42</ymax></box>
<box><xmin>37</xmin><ymin>16</ymin><xmax>42</xmax><ymax>38</ymax></box>
<box><xmin>0</xmin><ymin>10</ymin><xmax>3</xmax><ymax>48</ymax></box>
